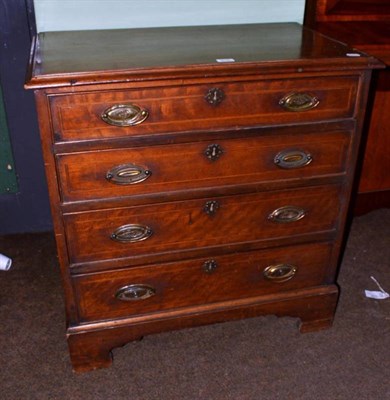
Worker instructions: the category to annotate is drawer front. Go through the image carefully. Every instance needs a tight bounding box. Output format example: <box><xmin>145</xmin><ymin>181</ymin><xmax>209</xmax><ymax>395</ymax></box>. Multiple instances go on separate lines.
<box><xmin>50</xmin><ymin>76</ymin><xmax>358</xmax><ymax>142</ymax></box>
<box><xmin>57</xmin><ymin>130</ymin><xmax>349</xmax><ymax>202</ymax></box>
<box><xmin>73</xmin><ymin>242</ymin><xmax>332</xmax><ymax>322</ymax></box>
<box><xmin>64</xmin><ymin>185</ymin><xmax>341</xmax><ymax>264</ymax></box>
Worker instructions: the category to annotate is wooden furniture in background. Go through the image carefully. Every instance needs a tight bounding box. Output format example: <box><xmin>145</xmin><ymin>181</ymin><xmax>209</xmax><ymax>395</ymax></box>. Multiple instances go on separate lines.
<box><xmin>305</xmin><ymin>0</ymin><xmax>390</xmax><ymax>214</ymax></box>
<box><xmin>25</xmin><ymin>23</ymin><xmax>381</xmax><ymax>372</ymax></box>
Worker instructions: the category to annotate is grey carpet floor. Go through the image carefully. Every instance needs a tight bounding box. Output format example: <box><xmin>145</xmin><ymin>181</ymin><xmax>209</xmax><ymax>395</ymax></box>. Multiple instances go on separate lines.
<box><xmin>0</xmin><ymin>209</ymin><xmax>389</xmax><ymax>400</ymax></box>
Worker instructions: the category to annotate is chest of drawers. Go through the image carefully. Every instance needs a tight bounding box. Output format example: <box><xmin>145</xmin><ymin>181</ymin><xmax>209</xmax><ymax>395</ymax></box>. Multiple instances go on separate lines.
<box><xmin>26</xmin><ymin>23</ymin><xmax>381</xmax><ymax>372</ymax></box>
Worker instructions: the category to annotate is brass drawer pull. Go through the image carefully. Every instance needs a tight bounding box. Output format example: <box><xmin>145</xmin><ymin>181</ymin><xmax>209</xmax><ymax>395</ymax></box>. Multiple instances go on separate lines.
<box><xmin>106</xmin><ymin>163</ymin><xmax>151</xmax><ymax>185</ymax></box>
<box><xmin>204</xmin><ymin>143</ymin><xmax>224</xmax><ymax>161</ymax></box>
<box><xmin>203</xmin><ymin>259</ymin><xmax>218</xmax><ymax>274</ymax></box>
<box><xmin>111</xmin><ymin>224</ymin><xmax>153</xmax><ymax>243</ymax></box>
<box><xmin>279</xmin><ymin>93</ymin><xmax>319</xmax><ymax>112</ymax></box>
<box><xmin>268</xmin><ymin>206</ymin><xmax>306</xmax><ymax>223</ymax></box>
<box><xmin>263</xmin><ymin>264</ymin><xmax>297</xmax><ymax>283</ymax></box>
<box><xmin>205</xmin><ymin>88</ymin><xmax>225</xmax><ymax>106</ymax></box>
<box><xmin>203</xmin><ymin>200</ymin><xmax>220</xmax><ymax>216</ymax></box>
<box><xmin>101</xmin><ymin>104</ymin><xmax>149</xmax><ymax>126</ymax></box>
<box><xmin>115</xmin><ymin>284</ymin><xmax>156</xmax><ymax>301</ymax></box>
<box><xmin>274</xmin><ymin>149</ymin><xmax>312</xmax><ymax>169</ymax></box>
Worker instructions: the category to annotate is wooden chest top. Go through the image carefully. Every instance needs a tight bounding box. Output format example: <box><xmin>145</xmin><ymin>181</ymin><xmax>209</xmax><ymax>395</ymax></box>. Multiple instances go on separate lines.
<box><xmin>26</xmin><ymin>23</ymin><xmax>382</xmax><ymax>88</ymax></box>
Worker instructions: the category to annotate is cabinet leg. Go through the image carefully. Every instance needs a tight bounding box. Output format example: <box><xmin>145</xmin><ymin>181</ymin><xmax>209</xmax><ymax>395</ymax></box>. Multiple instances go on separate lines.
<box><xmin>66</xmin><ymin>286</ymin><xmax>339</xmax><ymax>371</ymax></box>
<box><xmin>67</xmin><ymin>334</ymin><xmax>113</xmax><ymax>372</ymax></box>
<box><xmin>67</xmin><ymin>328</ymin><xmax>143</xmax><ymax>372</ymax></box>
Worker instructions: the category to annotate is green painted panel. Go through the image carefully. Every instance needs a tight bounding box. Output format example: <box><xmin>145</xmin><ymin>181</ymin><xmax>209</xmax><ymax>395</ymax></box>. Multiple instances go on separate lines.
<box><xmin>34</xmin><ymin>0</ymin><xmax>305</xmax><ymax>32</ymax></box>
<box><xmin>0</xmin><ymin>85</ymin><xmax>18</xmax><ymax>193</ymax></box>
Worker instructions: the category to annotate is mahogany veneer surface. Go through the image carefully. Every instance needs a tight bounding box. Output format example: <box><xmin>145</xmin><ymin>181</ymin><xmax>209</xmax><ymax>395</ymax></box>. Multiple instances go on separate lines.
<box><xmin>25</xmin><ymin>23</ymin><xmax>381</xmax><ymax>371</ymax></box>
<box><xmin>305</xmin><ymin>0</ymin><xmax>390</xmax><ymax>214</ymax></box>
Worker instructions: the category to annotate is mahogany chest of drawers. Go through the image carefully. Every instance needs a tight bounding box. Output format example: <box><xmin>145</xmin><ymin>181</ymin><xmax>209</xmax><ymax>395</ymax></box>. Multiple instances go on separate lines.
<box><xmin>25</xmin><ymin>23</ymin><xmax>381</xmax><ymax>372</ymax></box>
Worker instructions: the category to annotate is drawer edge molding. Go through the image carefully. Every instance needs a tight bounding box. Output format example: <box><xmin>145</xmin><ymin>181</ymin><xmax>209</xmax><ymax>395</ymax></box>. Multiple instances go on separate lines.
<box><xmin>68</xmin><ymin>230</ymin><xmax>338</xmax><ymax>274</ymax></box>
<box><xmin>68</xmin><ymin>285</ymin><xmax>339</xmax><ymax>333</ymax></box>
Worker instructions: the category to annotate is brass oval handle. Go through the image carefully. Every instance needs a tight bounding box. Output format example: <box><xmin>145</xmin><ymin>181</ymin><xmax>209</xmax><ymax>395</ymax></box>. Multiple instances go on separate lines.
<box><xmin>279</xmin><ymin>93</ymin><xmax>319</xmax><ymax>112</ymax></box>
<box><xmin>204</xmin><ymin>144</ymin><xmax>224</xmax><ymax>161</ymax></box>
<box><xmin>115</xmin><ymin>284</ymin><xmax>156</xmax><ymax>301</ymax></box>
<box><xmin>263</xmin><ymin>264</ymin><xmax>297</xmax><ymax>283</ymax></box>
<box><xmin>106</xmin><ymin>163</ymin><xmax>152</xmax><ymax>185</ymax></box>
<box><xmin>101</xmin><ymin>104</ymin><xmax>149</xmax><ymax>126</ymax></box>
<box><xmin>274</xmin><ymin>149</ymin><xmax>312</xmax><ymax>169</ymax></box>
<box><xmin>203</xmin><ymin>259</ymin><xmax>218</xmax><ymax>274</ymax></box>
<box><xmin>111</xmin><ymin>224</ymin><xmax>153</xmax><ymax>243</ymax></box>
<box><xmin>268</xmin><ymin>206</ymin><xmax>306</xmax><ymax>223</ymax></box>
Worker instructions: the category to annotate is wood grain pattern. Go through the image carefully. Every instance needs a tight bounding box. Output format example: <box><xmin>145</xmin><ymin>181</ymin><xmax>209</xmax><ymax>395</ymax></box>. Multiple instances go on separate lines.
<box><xmin>49</xmin><ymin>76</ymin><xmax>358</xmax><ymax>142</ymax></box>
<box><xmin>57</xmin><ymin>130</ymin><xmax>350</xmax><ymax>203</ymax></box>
<box><xmin>358</xmin><ymin>69</ymin><xmax>390</xmax><ymax>192</ymax></box>
<box><xmin>67</xmin><ymin>285</ymin><xmax>339</xmax><ymax>372</ymax></box>
<box><xmin>73</xmin><ymin>242</ymin><xmax>332</xmax><ymax>322</ymax></box>
<box><xmin>305</xmin><ymin>0</ymin><xmax>390</xmax><ymax>214</ymax></box>
<box><xmin>25</xmin><ymin>23</ymin><xmax>378</xmax><ymax>371</ymax></box>
<box><xmin>313</xmin><ymin>0</ymin><xmax>390</xmax><ymax>21</ymax></box>
<box><xmin>64</xmin><ymin>185</ymin><xmax>341</xmax><ymax>265</ymax></box>
<box><xmin>315</xmin><ymin>21</ymin><xmax>390</xmax><ymax>63</ymax></box>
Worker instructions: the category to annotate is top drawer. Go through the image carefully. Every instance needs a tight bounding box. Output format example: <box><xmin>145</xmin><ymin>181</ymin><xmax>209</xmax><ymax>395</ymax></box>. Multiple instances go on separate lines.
<box><xmin>49</xmin><ymin>76</ymin><xmax>358</xmax><ymax>143</ymax></box>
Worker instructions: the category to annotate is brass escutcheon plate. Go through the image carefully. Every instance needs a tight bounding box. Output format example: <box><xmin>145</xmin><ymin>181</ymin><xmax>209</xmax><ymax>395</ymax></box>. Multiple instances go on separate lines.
<box><xmin>205</xmin><ymin>88</ymin><xmax>225</xmax><ymax>106</ymax></box>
